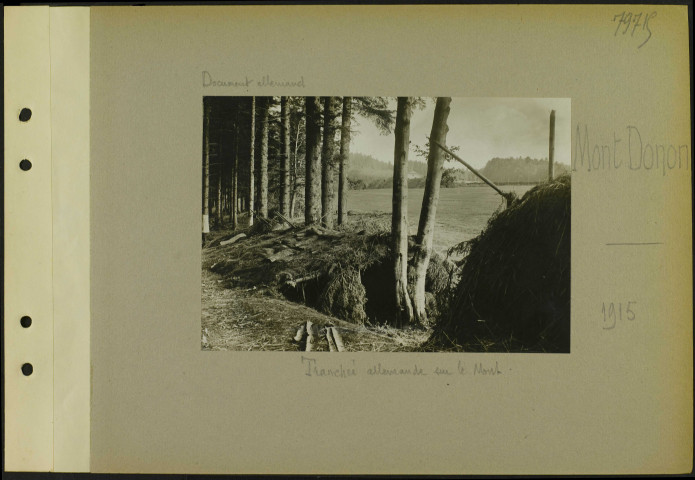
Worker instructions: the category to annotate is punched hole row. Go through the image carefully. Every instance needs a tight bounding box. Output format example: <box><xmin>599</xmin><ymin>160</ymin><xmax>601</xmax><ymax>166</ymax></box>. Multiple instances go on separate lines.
<box><xmin>20</xmin><ymin>316</ymin><xmax>33</xmax><ymax>375</ymax></box>
<box><xmin>18</xmin><ymin>108</ymin><xmax>33</xmax><ymax>170</ymax></box>
<box><xmin>19</xmin><ymin>106</ymin><xmax>35</xmax><ymax>376</ymax></box>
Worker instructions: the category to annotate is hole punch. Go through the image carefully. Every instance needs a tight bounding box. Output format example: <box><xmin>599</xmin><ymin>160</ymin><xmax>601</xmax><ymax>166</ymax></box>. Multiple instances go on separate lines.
<box><xmin>21</xmin><ymin>363</ymin><xmax>33</xmax><ymax>376</ymax></box>
<box><xmin>19</xmin><ymin>159</ymin><xmax>32</xmax><ymax>171</ymax></box>
<box><xmin>20</xmin><ymin>316</ymin><xmax>32</xmax><ymax>328</ymax></box>
<box><xmin>19</xmin><ymin>108</ymin><xmax>32</xmax><ymax>122</ymax></box>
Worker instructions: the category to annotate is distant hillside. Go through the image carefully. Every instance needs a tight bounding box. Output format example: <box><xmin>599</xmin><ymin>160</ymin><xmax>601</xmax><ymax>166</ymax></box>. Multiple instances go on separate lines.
<box><xmin>347</xmin><ymin>152</ymin><xmax>569</xmax><ymax>189</ymax></box>
<box><xmin>480</xmin><ymin>157</ymin><xmax>570</xmax><ymax>184</ymax></box>
<box><xmin>348</xmin><ymin>152</ymin><xmax>428</xmax><ymax>190</ymax></box>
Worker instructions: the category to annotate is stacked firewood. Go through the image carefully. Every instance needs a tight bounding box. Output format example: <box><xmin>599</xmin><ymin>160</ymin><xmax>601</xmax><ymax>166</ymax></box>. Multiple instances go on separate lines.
<box><xmin>293</xmin><ymin>320</ymin><xmax>345</xmax><ymax>352</ymax></box>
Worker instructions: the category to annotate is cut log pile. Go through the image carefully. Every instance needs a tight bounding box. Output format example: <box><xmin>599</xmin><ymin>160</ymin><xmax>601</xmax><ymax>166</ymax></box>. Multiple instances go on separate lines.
<box><xmin>292</xmin><ymin>320</ymin><xmax>346</xmax><ymax>352</ymax></box>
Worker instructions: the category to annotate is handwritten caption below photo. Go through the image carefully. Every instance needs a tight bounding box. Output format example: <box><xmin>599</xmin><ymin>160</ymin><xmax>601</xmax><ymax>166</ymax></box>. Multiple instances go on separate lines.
<box><xmin>300</xmin><ymin>356</ymin><xmax>507</xmax><ymax>379</ymax></box>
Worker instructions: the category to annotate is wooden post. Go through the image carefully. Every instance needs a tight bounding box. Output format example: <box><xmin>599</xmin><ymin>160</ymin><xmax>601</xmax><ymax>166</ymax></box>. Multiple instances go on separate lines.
<box><xmin>548</xmin><ymin>110</ymin><xmax>556</xmax><ymax>181</ymax></box>
<box><xmin>331</xmin><ymin>327</ymin><xmax>345</xmax><ymax>352</ymax></box>
<box><xmin>326</xmin><ymin>328</ymin><xmax>337</xmax><ymax>352</ymax></box>
<box><xmin>305</xmin><ymin>321</ymin><xmax>317</xmax><ymax>352</ymax></box>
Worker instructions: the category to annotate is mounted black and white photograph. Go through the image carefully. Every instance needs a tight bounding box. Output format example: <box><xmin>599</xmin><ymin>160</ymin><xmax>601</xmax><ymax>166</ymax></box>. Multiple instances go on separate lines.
<box><xmin>201</xmin><ymin>97</ymin><xmax>571</xmax><ymax>353</ymax></box>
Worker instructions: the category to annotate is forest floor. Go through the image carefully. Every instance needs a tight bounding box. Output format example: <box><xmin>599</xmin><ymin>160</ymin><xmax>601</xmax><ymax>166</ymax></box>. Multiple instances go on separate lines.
<box><xmin>201</xmin><ymin>268</ymin><xmax>429</xmax><ymax>352</ymax></box>
<box><xmin>201</xmin><ymin>213</ymin><xmax>432</xmax><ymax>352</ymax></box>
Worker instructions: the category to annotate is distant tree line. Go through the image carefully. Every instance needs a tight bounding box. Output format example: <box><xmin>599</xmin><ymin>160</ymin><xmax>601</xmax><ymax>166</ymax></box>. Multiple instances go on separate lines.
<box><xmin>347</xmin><ymin>152</ymin><xmax>570</xmax><ymax>189</ymax></box>
<box><xmin>481</xmin><ymin>156</ymin><xmax>569</xmax><ymax>184</ymax></box>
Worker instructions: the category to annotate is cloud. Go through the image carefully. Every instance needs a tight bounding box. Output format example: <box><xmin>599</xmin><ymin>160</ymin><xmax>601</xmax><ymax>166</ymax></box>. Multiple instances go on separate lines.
<box><xmin>351</xmin><ymin>97</ymin><xmax>570</xmax><ymax>169</ymax></box>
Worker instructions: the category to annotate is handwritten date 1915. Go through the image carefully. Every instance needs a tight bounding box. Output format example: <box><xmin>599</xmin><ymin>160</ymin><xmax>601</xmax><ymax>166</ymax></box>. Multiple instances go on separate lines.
<box><xmin>602</xmin><ymin>301</ymin><xmax>637</xmax><ymax>330</ymax></box>
<box><xmin>613</xmin><ymin>11</ymin><xmax>656</xmax><ymax>49</ymax></box>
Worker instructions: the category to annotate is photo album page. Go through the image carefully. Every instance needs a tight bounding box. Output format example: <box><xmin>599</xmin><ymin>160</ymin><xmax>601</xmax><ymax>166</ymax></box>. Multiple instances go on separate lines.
<box><xmin>4</xmin><ymin>4</ymin><xmax>692</xmax><ymax>475</ymax></box>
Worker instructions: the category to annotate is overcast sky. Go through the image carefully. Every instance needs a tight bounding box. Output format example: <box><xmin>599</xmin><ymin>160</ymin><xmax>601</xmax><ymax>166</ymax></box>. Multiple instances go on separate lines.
<box><xmin>350</xmin><ymin>97</ymin><xmax>571</xmax><ymax>170</ymax></box>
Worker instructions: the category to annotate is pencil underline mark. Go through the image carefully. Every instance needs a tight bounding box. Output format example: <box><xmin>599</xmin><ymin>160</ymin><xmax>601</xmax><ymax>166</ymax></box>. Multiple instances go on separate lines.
<box><xmin>605</xmin><ymin>242</ymin><xmax>663</xmax><ymax>246</ymax></box>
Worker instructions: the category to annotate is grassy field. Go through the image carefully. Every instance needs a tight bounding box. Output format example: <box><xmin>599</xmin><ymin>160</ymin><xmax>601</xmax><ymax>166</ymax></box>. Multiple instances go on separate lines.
<box><xmin>348</xmin><ymin>184</ymin><xmax>534</xmax><ymax>252</ymax></box>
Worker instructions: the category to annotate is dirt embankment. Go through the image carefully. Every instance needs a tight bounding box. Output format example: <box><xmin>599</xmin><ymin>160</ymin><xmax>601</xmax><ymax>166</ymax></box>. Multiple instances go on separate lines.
<box><xmin>202</xmin><ymin>213</ymin><xmax>444</xmax><ymax>351</ymax></box>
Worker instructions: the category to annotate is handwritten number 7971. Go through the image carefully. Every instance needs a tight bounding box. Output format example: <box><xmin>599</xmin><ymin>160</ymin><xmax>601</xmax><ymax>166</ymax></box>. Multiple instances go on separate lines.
<box><xmin>613</xmin><ymin>11</ymin><xmax>656</xmax><ymax>49</ymax></box>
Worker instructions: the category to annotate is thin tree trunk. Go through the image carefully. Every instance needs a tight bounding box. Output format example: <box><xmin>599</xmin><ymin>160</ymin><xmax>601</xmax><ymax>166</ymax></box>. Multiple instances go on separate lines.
<box><xmin>259</xmin><ymin>97</ymin><xmax>269</xmax><ymax>218</ymax></box>
<box><xmin>409</xmin><ymin>97</ymin><xmax>451</xmax><ymax>325</ymax></box>
<box><xmin>290</xmin><ymin>116</ymin><xmax>304</xmax><ymax>219</ymax></box>
<box><xmin>216</xmin><ymin>173</ymin><xmax>222</xmax><ymax>226</ymax></box>
<box><xmin>548</xmin><ymin>109</ymin><xmax>555</xmax><ymax>181</ymax></box>
<box><xmin>202</xmin><ymin>101</ymin><xmax>211</xmax><ymax>241</ymax></box>
<box><xmin>338</xmin><ymin>97</ymin><xmax>352</xmax><ymax>226</ymax></box>
<box><xmin>321</xmin><ymin>96</ymin><xmax>337</xmax><ymax>229</ymax></box>
<box><xmin>280</xmin><ymin>97</ymin><xmax>291</xmax><ymax>216</ymax></box>
<box><xmin>304</xmin><ymin>97</ymin><xmax>322</xmax><ymax>225</ymax></box>
<box><xmin>248</xmin><ymin>97</ymin><xmax>255</xmax><ymax>226</ymax></box>
<box><xmin>232</xmin><ymin>123</ymin><xmax>239</xmax><ymax>230</ymax></box>
<box><xmin>392</xmin><ymin>97</ymin><xmax>414</xmax><ymax>327</ymax></box>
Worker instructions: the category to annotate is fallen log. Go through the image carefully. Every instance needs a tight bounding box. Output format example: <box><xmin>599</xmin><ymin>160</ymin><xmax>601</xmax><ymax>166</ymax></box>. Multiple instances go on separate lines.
<box><xmin>318</xmin><ymin>230</ymin><xmax>342</xmax><ymax>239</ymax></box>
<box><xmin>274</xmin><ymin>211</ymin><xmax>297</xmax><ymax>229</ymax></box>
<box><xmin>331</xmin><ymin>327</ymin><xmax>345</xmax><ymax>352</ymax></box>
<box><xmin>257</xmin><ymin>216</ymin><xmax>273</xmax><ymax>227</ymax></box>
<box><xmin>266</xmin><ymin>248</ymin><xmax>295</xmax><ymax>263</ymax></box>
<box><xmin>220</xmin><ymin>233</ymin><xmax>246</xmax><ymax>246</ymax></box>
<box><xmin>272</xmin><ymin>223</ymin><xmax>290</xmax><ymax>232</ymax></box>
<box><xmin>284</xmin><ymin>272</ymin><xmax>321</xmax><ymax>288</ymax></box>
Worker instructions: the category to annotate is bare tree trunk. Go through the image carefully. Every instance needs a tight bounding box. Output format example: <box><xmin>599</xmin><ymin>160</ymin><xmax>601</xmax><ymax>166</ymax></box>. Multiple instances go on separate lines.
<box><xmin>338</xmin><ymin>97</ymin><xmax>352</xmax><ymax>226</ymax></box>
<box><xmin>259</xmin><ymin>97</ymin><xmax>269</xmax><ymax>218</ymax></box>
<box><xmin>202</xmin><ymin>101</ymin><xmax>211</xmax><ymax>241</ymax></box>
<box><xmin>290</xmin><ymin>116</ymin><xmax>304</xmax><ymax>219</ymax></box>
<box><xmin>232</xmin><ymin>123</ymin><xmax>239</xmax><ymax>230</ymax></box>
<box><xmin>248</xmin><ymin>97</ymin><xmax>255</xmax><ymax>226</ymax></box>
<box><xmin>280</xmin><ymin>97</ymin><xmax>291</xmax><ymax>216</ymax></box>
<box><xmin>392</xmin><ymin>97</ymin><xmax>414</xmax><ymax>327</ymax></box>
<box><xmin>304</xmin><ymin>97</ymin><xmax>322</xmax><ymax>225</ymax></box>
<box><xmin>548</xmin><ymin>109</ymin><xmax>555</xmax><ymax>181</ymax></box>
<box><xmin>216</xmin><ymin>173</ymin><xmax>222</xmax><ymax>226</ymax></box>
<box><xmin>410</xmin><ymin>97</ymin><xmax>451</xmax><ymax>325</ymax></box>
<box><xmin>321</xmin><ymin>96</ymin><xmax>337</xmax><ymax>229</ymax></box>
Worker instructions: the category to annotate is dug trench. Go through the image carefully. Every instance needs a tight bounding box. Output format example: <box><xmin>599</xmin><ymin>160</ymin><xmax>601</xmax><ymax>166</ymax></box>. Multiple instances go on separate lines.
<box><xmin>202</xmin><ymin>213</ymin><xmax>449</xmax><ymax>351</ymax></box>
